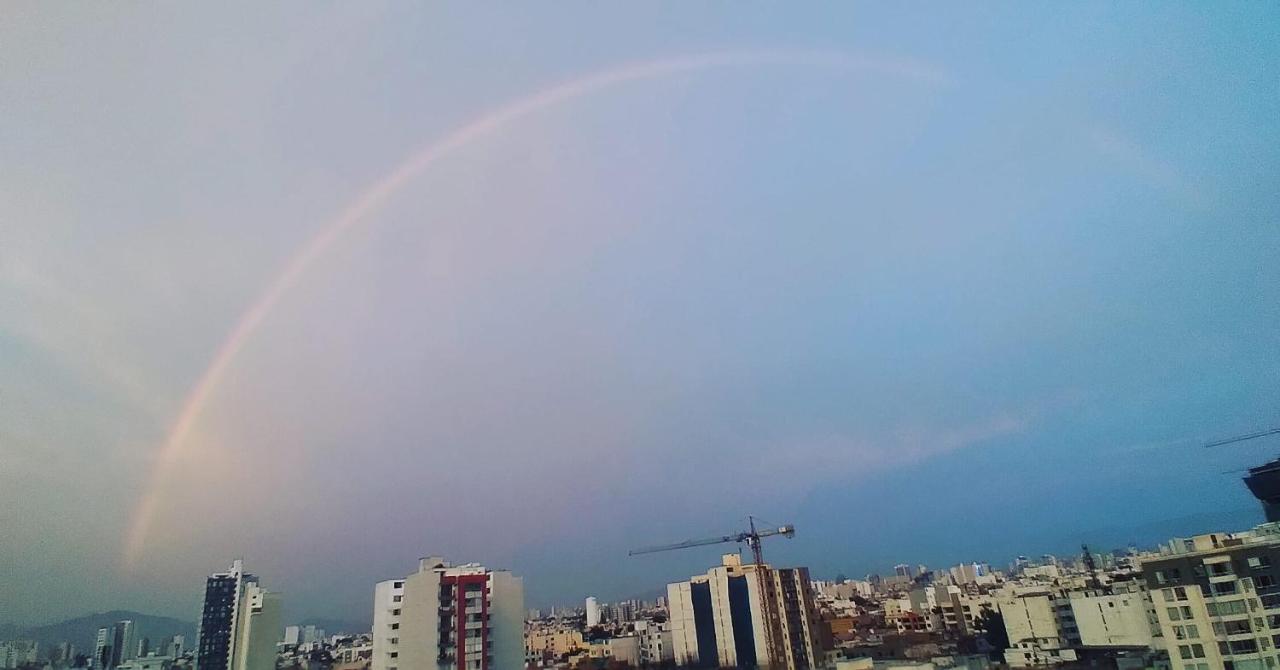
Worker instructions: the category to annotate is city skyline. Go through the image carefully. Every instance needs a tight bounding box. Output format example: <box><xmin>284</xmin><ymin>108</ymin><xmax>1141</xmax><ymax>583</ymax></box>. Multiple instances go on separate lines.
<box><xmin>4</xmin><ymin>1</ymin><xmax>1280</xmax><ymax>632</ymax></box>
<box><xmin>0</xmin><ymin>515</ymin><xmax>1266</xmax><ymax>630</ymax></box>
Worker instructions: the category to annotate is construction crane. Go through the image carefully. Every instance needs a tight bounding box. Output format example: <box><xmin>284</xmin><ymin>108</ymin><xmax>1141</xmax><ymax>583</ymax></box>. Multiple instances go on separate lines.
<box><xmin>1202</xmin><ymin>427</ymin><xmax>1280</xmax><ymax>449</ymax></box>
<box><xmin>1081</xmin><ymin>544</ymin><xmax>1102</xmax><ymax>591</ymax></box>
<box><xmin>1202</xmin><ymin>426</ymin><xmax>1280</xmax><ymax>522</ymax></box>
<box><xmin>629</xmin><ymin>517</ymin><xmax>795</xmax><ymax>669</ymax></box>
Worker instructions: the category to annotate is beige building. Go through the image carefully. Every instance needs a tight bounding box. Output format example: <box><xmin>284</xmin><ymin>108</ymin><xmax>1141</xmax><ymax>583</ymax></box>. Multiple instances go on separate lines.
<box><xmin>1143</xmin><ymin>526</ymin><xmax>1280</xmax><ymax>670</ymax></box>
<box><xmin>587</xmin><ymin>636</ymin><xmax>640</xmax><ymax>666</ymax></box>
<box><xmin>999</xmin><ymin>591</ymin><xmax>1078</xmax><ymax>667</ymax></box>
<box><xmin>371</xmin><ymin>557</ymin><xmax>524</xmax><ymax>670</ymax></box>
<box><xmin>998</xmin><ymin>585</ymin><xmax>1158</xmax><ymax>668</ymax></box>
<box><xmin>668</xmin><ymin>554</ymin><xmax>823</xmax><ymax>669</ymax></box>
<box><xmin>524</xmin><ymin>628</ymin><xmax>583</xmax><ymax>662</ymax></box>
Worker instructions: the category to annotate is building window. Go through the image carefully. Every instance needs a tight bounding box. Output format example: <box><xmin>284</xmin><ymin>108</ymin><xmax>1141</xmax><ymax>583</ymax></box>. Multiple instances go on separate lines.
<box><xmin>1225</xmin><ymin>619</ymin><xmax>1253</xmax><ymax>635</ymax></box>
<box><xmin>1210</xmin><ymin>600</ymin><xmax>1250</xmax><ymax>617</ymax></box>
<box><xmin>1230</xmin><ymin>638</ymin><xmax>1259</xmax><ymax>654</ymax></box>
<box><xmin>1250</xmin><ymin>557</ymin><xmax>1272</xmax><ymax>570</ymax></box>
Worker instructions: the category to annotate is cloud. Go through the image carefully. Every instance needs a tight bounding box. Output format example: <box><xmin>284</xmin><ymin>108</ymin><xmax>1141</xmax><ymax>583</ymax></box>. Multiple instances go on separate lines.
<box><xmin>752</xmin><ymin>412</ymin><xmax>1029</xmax><ymax>484</ymax></box>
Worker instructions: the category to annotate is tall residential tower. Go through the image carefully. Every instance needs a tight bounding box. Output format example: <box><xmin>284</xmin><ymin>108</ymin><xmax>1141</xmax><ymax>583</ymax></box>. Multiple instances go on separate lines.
<box><xmin>668</xmin><ymin>554</ymin><xmax>823</xmax><ymax>670</ymax></box>
<box><xmin>195</xmin><ymin>560</ymin><xmax>282</xmax><ymax>670</ymax></box>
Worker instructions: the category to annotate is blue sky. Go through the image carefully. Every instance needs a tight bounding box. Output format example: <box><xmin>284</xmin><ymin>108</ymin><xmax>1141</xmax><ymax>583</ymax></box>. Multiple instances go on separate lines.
<box><xmin>2</xmin><ymin>2</ymin><xmax>1278</xmax><ymax>624</ymax></box>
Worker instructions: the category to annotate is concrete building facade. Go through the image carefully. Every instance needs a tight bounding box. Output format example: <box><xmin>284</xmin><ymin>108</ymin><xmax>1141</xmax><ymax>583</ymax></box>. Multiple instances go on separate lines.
<box><xmin>1143</xmin><ymin>526</ymin><xmax>1280</xmax><ymax>670</ymax></box>
<box><xmin>667</xmin><ymin>553</ymin><xmax>822</xmax><ymax>669</ymax></box>
<box><xmin>371</xmin><ymin>557</ymin><xmax>524</xmax><ymax>670</ymax></box>
<box><xmin>196</xmin><ymin>560</ymin><xmax>282</xmax><ymax>670</ymax></box>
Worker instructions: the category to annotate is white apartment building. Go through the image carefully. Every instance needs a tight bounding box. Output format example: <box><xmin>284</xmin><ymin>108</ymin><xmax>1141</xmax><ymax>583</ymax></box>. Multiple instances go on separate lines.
<box><xmin>633</xmin><ymin>620</ymin><xmax>673</xmax><ymax>665</ymax></box>
<box><xmin>0</xmin><ymin>641</ymin><xmax>38</xmax><ymax>670</ymax></box>
<box><xmin>371</xmin><ymin>557</ymin><xmax>524</xmax><ymax>670</ymax></box>
<box><xmin>813</xmin><ymin>580</ymin><xmax>874</xmax><ymax>600</ymax></box>
<box><xmin>998</xmin><ymin>585</ymin><xmax>1156</xmax><ymax>668</ymax></box>
<box><xmin>1143</xmin><ymin>525</ymin><xmax>1280</xmax><ymax>670</ymax></box>
<box><xmin>585</xmin><ymin>597</ymin><xmax>600</xmax><ymax>628</ymax></box>
<box><xmin>905</xmin><ymin>585</ymin><xmax>965</xmax><ymax>632</ymax></box>
<box><xmin>668</xmin><ymin>553</ymin><xmax>822</xmax><ymax>670</ymax></box>
<box><xmin>949</xmin><ymin>563</ymin><xmax>992</xmax><ymax>585</ymax></box>
<box><xmin>1000</xmin><ymin>591</ymin><xmax>1078</xmax><ymax>667</ymax></box>
<box><xmin>1059</xmin><ymin>587</ymin><xmax>1155</xmax><ymax>649</ymax></box>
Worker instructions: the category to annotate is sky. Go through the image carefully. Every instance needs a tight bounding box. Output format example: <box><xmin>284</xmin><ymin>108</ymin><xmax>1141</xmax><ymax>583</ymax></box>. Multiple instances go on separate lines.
<box><xmin>2</xmin><ymin>2</ymin><xmax>1279</xmax><ymax>627</ymax></box>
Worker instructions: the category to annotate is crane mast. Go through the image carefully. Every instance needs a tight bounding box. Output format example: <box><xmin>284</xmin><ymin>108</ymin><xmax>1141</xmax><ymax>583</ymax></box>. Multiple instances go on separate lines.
<box><xmin>748</xmin><ymin>517</ymin><xmax>789</xmax><ymax>670</ymax></box>
<box><xmin>629</xmin><ymin>517</ymin><xmax>796</xmax><ymax>669</ymax></box>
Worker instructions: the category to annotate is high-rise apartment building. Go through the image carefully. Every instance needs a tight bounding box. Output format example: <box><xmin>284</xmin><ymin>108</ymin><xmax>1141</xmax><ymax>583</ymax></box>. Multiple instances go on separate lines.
<box><xmin>667</xmin><ymin>554</ymin><xmax>822</xmax><ymax>670</ymax></box>
<box><xmin>585</xmin><ymin>597</ymin><xmax>601</xmax><ymax>628</ymax></box>
<box><xmin>1143</xmin><ymin>525</ymin><xmax>1280</xmax><ymax>670</ymax></box>
<box><xmin>371</xmin><ymin>557</ymin><xmax>525</xmax><ymax>670</ymax></box>
<box><xmin>95</xmin><ymin>628</ymin><xmax>111</xmax><ymax>669</ymax></box>
<box><xmin>92</xmin><ymin>621</ymin><xmax>137</xmax><ymax>669</ymax></box>
<box><xmin>195</xmin><ymin>560</ymin><xmax>282</xmax><ymax>670</ymax></box>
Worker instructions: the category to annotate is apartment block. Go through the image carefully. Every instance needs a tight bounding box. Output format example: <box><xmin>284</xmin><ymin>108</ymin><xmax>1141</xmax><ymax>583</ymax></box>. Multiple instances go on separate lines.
<box><xmin>667</xmin><ymin>553</ymin><xmax>822</xmax><ymax>670</ymax></box>
<box><xmin>195</xmin><ymin>560</ymin><xmax>282</xmax><ymax>670</ymax></box>
<box><xmin>1143</xmin><ymin>526</ymin><xmax>1280</xmax><ymax>670</ymax></box>
<box><xmin>371</xmin><ymin>557</ymin><xmax>524</xmax><ymax>670</ymax></box>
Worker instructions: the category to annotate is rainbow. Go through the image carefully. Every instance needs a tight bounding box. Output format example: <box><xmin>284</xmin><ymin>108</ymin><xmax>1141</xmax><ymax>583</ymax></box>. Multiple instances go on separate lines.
<box><xmin>123</xmin><ymin>50</ymin><xmax>945</xmax><ymax>566</ymax></box>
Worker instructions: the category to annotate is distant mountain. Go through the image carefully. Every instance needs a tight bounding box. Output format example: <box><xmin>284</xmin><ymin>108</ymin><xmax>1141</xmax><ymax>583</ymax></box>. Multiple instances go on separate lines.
<box><xmin>0</xmin><ymin>611</ymin><xmax>196</xmax><ymax>658</ymax></box>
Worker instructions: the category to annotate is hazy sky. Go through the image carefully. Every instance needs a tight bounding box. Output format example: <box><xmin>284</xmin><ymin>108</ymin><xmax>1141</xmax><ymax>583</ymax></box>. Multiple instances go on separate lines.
<box><xmin>3</xmin><ymin>2</ymin><xmax>1279</xmax><ymax>626</ymax></box>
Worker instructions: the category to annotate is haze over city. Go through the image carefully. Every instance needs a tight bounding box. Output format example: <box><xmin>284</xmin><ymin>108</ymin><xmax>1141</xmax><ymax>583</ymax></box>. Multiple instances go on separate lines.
<box><xmin>3</xmin><ymin>1</ymin><xmax>1278</xmax><ymax>637</ymax></box>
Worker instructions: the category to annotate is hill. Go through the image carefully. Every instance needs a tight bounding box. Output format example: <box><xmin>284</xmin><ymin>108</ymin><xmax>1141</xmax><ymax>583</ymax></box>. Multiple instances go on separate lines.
<box><xmin>0</xmin><ymin>611</ymin><xmax>196</xmax><ymax>658</ymax></box>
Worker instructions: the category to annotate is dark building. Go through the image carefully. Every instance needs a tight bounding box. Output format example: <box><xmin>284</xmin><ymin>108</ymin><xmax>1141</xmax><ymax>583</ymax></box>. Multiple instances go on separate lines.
<box><xmin>196</xmin><ymin>560</ymin><xmax>254</xmax><ymax>670</ymax></box>
<box><xmin>1245</xmin><ymin>459</ymin><xmax>1280</xmax><ymax>523</ymax></box>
